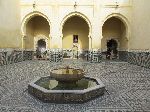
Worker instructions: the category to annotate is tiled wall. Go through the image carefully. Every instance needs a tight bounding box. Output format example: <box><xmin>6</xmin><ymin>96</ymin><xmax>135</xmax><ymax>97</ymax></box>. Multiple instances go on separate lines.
<box><xmin>127</xmin><ymin>51</ymin><xmax>150</xmax><ymax>68</ymax></box>
<box><xmin>62</xmin><ymin>49</ymin><xmax>102</xmax><ymax>63</ymax></box>
<box><xmin>0</xmin><ymin>50</ymin><xmax>23</xmax><ymax>66</ymax></box>
<box><xmin>62</xmin><ymin>49</ymin><xmax>89</xmax><ymax>60</ymax></box>
<box><xmin>118</xmin><ymin>51</ymin><xmax>128</xmax><ymax>62</ymax></box>
<box><xmin>1</xmin><ymin>49</ymin><xmax>150</xmax><ymax>68</ymax></box>
<box><xmin>49</xmin><ymin>49</ymin><xmax>63</xmax><ymax>62</ymax></box>
<box><xmin>118</xmin><ymin>51</ymin><xmax>150</xmax><ymax>68</ymax></box>
<box><xmin>23</xmin><ymin>51</ymin><xmax>34</xmax><ymax>60</ymax></box>
<box><xmin>88</xmin><ymin>50</ymin><xmax>102</xmax><ymax>63</ymax></box>
<box><xmin>0</xmin><ymin>49</ymin><xmax>34</xmax><ymax>66</ymax></box>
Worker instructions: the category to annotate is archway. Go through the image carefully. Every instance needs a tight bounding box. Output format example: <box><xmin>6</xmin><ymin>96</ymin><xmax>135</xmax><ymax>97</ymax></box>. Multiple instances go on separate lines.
<box><xmin>21</xmin><ymin>12</ymin><xmax>51</xmax><ymax>36</ymax></box>
<box><xmin>24</xmin><ymin>15</ymin><xmax>50</xmax><ymax>49</ymax></box>
<box><xmin>102</xmin><ymin>16</ymin><xmax>128</xmax><ymax>59</ymax></box>
<box><xmin>62</xmin><ymin>15</ymin><xmax>90</xmax><ymax>59</ymax></box>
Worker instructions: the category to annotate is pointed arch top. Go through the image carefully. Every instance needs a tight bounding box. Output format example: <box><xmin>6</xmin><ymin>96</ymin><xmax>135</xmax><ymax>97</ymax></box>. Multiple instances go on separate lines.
<box><xmin>21</xmin><ymin>11</ymin><xmax>51</xmax><ymax>36</ymax></box>
<box><xmin>60</xmin><ymin>12</ymin><xmax>92</xmax><ymax>37</ymax></box>
<box><xmin>102</xmin><ymin>13</ymin><xmax>130</xmax><ymax>40</ymax></box>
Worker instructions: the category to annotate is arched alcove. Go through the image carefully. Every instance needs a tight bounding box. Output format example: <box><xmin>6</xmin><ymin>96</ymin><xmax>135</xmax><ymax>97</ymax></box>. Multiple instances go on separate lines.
<box><xmin>24</xmin><ymin>15</ymin><xmax>50</xmax><ymax>49</ymax></box>
<box><xmin>102</xmin><ymin>16</ymin><xmax>128</xmax><ymax>59</ymax></box>
<box><xmin>60</xmin><ymin>12</ymin><xmax>92</xmax><ymax>50</ymax></box>
<box><xmin>62</xmin><ymin>16</ymin><xmax>89</xmax><ymax>50</ymax></box>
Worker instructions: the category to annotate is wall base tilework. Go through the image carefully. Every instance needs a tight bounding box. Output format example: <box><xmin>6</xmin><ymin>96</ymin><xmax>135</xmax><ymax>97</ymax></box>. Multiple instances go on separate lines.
<box><xmin>1</xmin><ymin>49</ymin><xmax>150</xmax><ymax>69</ymax></box>
<box><xmin>0</xmin><ymin>50</ymin><xmax>23</xmax><ymax>66</ymax></box>
<box><xmin>97</xmin><ymin>50</ymin><xmax>150</xmax><ymax>69</ymax></box>
<box><xmin>118</xmin><ymin>51</ymin><xmax>128</xmax><ymax>62</ymax></box>
<box><xmin>22</xmin><ymin>50</ymin><xmax>150</xmax><ymax>68</ymax></box>
<box><xmin>128</xmin><ymin>51</ymin><xmax>150</xmax><ymax>68</ymax></box>
<box><xmin>116</xmin><ymin>51</ymin><xmax>150</xmax><ymax>69</ymax></box>
<box><xmin>62</xmin><ymin>49</ymin><xmax>72</xmax><ymax>59</ymax></box>
<box><xmin>0</xmin><ymin>50</ymin><xmax>34</xmax><ymax>66</ymax></box>
<box><xmin>88</xmin><ymin>50</ymin><xmax>102</xmax><ymax>63</ymax></box>
<box><xmin>62</xmin><ymin>49</ymin><xmax>102</xmax><ymax>63</ymax></box>
<box><xmin>23</xmin><ymin>51</ymin><xmax>34</xmax><ymax>60</ymax></box>
<box><xmin>49</xmin><ymin>49</ymin><xmax>63</xmax><ymax>62</ymax></box>
<box><xmin>62</xmin><ymin>49</ymin><xmax>89</xmax><ymax>61</ymax></box>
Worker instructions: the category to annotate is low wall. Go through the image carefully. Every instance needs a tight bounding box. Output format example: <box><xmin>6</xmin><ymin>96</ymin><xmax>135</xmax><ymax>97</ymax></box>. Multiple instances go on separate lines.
<box><xmin>0</xmin><ymin>49</ymin><xmax>34</xmax><ymax>66</ymax></box>
<box><xmin>23</xmin><ymin>50</ymin><xmax>34</xmax><ymax>60</ymax></box>
<box><xmin>1</xmin><ymin>49</ymin><xmax>150</xmax><ymax>69</ymax></box>
<box><xmin>118</xmin><ymin>50</ymin><xmax>150</xmax><ymax>69</ymax></box>
<box><xmin>118</xmin><ymin>51</ymin><xmax>128</xmax><ymax>62</ymax></box>
<box><xmin>62</xmin><ymin>49</ymin><xmax>102</xmax><ymax>63</ymax></box>
<box><xmin>127</xmin><ymin>51</ymin><xmax>150</xmax><ymax>68</ymax></box>
<box><xmin>0</xmin><ymin>50</ymin><xmax>23</xmax><ymax>66</ymax></box>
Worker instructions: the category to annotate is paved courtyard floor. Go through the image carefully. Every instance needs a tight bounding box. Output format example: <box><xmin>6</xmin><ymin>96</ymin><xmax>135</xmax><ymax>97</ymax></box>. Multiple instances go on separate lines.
<box><xmin>0</xmin><ymin>59</ymin><xmax>150</xmax><ymax>112</ymax></box>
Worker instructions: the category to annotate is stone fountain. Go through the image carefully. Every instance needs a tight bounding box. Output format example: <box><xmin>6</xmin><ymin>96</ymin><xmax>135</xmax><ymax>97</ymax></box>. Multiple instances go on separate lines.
<box><xmin>28</xmin><ymin>66</ymin><xmax>105</xmax><ymax>103</ymax></box>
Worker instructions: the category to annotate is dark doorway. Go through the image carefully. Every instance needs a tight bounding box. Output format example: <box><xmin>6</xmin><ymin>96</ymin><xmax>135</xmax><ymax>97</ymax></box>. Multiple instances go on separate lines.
<box><xmin>38</xmin><ymin>39</ymin><xmax>46</xmax><ymax>48</ymax></box>
<box><xmin>106</xmin><ymin>39</ymin><xmax>118</xmax><ymax>59</ymax></box>
<box><xmin>36</xmin><ymin>39</ymin><xmax>46</xmax><ymax>58</ymax></box>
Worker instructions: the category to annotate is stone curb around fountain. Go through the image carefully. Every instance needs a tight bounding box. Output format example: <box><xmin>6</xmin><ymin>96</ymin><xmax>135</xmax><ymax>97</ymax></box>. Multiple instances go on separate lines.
<box><xmin>28</xmin><ymin>76</ymin><xmax>105</xmax><ymax>103</ymax></box>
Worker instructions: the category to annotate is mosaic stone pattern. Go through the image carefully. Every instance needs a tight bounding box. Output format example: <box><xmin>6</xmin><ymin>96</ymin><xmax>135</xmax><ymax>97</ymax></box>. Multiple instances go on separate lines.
<box><xmin>63</xmin><ymin>49</ymin><xmax>89</xmax><ymax>61</ymax></box>
<box><xmin>49</xmin><ymin>50</ymin><xmax>63</xmax><ymax>62</ymax></box>
<box><xmin>118</xmin><ymin>51</ymin><xmax>128</xmax><ymax>62</ymax></box>
<box><xmin>80</xmin><ymin>50</ymin><xmax>89</xmax><ymax>61</ymax></box>
<box><xmin>23</xmin><ymin>50</ymin><xmax>34</xmax><ymax>60</ymax></box>
<box><xmin>101</xmin><ymin>51</ymin><xmax>150</xmax><ymax>69</ymax></box>
<box><xmin>63</xmin><ymin>49</ymin><xmax>72</xmax><ymax>58</ymax></box>
<box><xmin>88</xmin><ymin>50</ymin><xmax>102</xmax><ymax>63</ymax></box>
<box><xmin>0</xmin><ymin>50</ymin><xmax>23</xmax><ymax>66</ymax></box>
<box><xmin>1</xmin><ymin>48</ymin><xmax>150</xmax><ymax>70</ymax></box>
<box><xmin>0</xmin><ymin>59</ymin><xmax>149</xmax><ymax>111</ymax></box>
<box><xmin>128</xmin><ymin>51</ymin><xmax>150</xmax><ymax>68</ymax></box>
<box><xmin>0</xmin><ymin>50</ymin><xmax>35</xmax><ymax>66</ymax></box>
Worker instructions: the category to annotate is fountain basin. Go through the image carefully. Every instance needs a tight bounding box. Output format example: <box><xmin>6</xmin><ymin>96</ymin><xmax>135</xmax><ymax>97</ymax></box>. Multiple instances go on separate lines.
<box><xmin>28</xmin><ymin>76</ymin><xmax>105</xmax><ymax>103</ymax></box>
<box><xmin>50</xmin><ymin>67</ymin><xmax>85</xmax><ymax>82</ymax></box>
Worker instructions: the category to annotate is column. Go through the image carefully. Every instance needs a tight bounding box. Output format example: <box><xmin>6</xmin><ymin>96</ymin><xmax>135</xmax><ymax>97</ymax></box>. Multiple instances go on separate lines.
<box><xmin>22</xmin><ymin>34</ymin><xmax>27</xmax><ymax>49</ymax></box>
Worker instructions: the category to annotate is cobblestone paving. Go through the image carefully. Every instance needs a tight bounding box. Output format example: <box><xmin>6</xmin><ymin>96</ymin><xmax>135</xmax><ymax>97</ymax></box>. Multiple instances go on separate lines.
<box><xmin>0</xmin><ymin>60</ymin><xmax>150</xmax><ymax>112</ymax></box>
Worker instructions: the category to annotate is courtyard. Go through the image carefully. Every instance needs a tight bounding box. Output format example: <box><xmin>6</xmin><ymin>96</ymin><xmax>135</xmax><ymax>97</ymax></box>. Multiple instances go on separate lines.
<box><xmin>0</xmin><ymin>60</ymin><xmax>150</xmax><ymax>112</ymax></box>
<box><xmin>0</xmin><ymin>0</ymin><xmax>150</xmax><ymax>111</ymax></box>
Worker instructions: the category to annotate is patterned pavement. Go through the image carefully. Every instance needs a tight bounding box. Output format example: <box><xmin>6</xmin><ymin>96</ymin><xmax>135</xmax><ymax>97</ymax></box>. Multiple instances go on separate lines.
<box><xmin>0</xmin><ymin>59</ymin><xmax>150</xmax><ymax>112</ymax></box>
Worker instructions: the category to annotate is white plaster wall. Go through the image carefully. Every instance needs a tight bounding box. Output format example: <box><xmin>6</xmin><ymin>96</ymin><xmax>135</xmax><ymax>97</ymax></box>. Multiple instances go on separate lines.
<box><xmin>92</xmin><ymin>0</ymin><xmax>132</xmax><ymax>49</ymax></box>
<box><xmin>0</xmin><ymin>0</ymin><xmax>148</xmax><ymax>51</ymax></box>
<box><xmin>130</xmin><ymin>0</ymin><xmax>150</xmax><ymax>51</ymax></box>
<box><xmin>0</xmin><ymin>0</ymin><xmax>21</xmax><ymax>48</ymax></box>
<box><xmin>20</xmin><ymin>0</ymin><xmax>132</xmax><ymax>49</ymax></box>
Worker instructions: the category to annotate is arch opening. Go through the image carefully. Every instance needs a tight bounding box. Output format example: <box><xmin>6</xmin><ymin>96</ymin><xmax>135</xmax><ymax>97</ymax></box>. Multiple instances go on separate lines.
<box><xmin>62</xmin><ymin>16</ymin><xmax>89</xmax><ymax>49</ymax></box>
<box><xmin>102</xmin><ymin>17</ymin><xmax>128</xmax><ymax>59</ymax></box>
<box><xmin>25</xmin><ymin>15</ymin><xmax>50</xmax><ymax>50</ymax></box>
<box><xmin>21</xmin><ymin>12</ymin><xmax>51</xmax><ymax>36</ymax></box>
<box><xmin>62</xmin><ymin>15</ymin><xmax>90</xmax><ymax>59</ymax></box>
